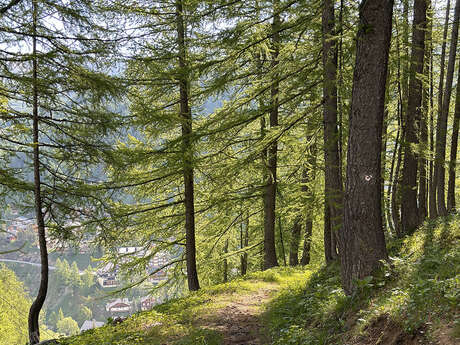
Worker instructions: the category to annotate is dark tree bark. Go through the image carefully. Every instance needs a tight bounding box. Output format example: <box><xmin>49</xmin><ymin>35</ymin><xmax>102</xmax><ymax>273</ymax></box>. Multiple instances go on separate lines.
<box><xmin>447</xmin><ymin>67</ymin><xmax>460</xmax><ymax>210</ymax></box>
<box><xmin>240</xmin><ymin>214</ymin><xmax>249</xmax><ymax>275</ymax></box>
<box><xmin>300</xmin><ymin>217</ymin><xmax>313</xmax><ymax>266</ymax></box>
<box><xmin>289</xmin><ymin>217</ymin><xmax>301</xmax><ymax>266</ymax></box>
<box><xmin>176</xmin><ymin>0</ymin><xmax>199</xmax><ymax>291</ymax></box>
<box><xmin>435</xmin><ymin>0</ymin><xmax>460</xmax><ymax>216</ymax></box>
<box><xmin>263</xmin><ymin>0</ymin><xmax>280</xmax><ymax>270</ymax></box>
<box><xmin>428</xmin><ymin>3</ymin><xmax>436</xmax><ymax>218</ymax></box>
<box><xmin>401</xmin><ymin>0</ymin><xmax>427</xmax><ymax>234</ymax></box>
<box><xmin>28</xmin><ymin>2</ymin><xmax>48</xmax><ymax>343</ymax></box>
<box><xmin>322</xmin><ymin>0</ymin><xmax>342</xmax><ymax>264</ymax></box>
<box><xmin>223</xmin><ymin>238</ymin><xmax>228</xmax><ymax>283</ymax></box>
<box><xmin>432</xmin><ymin>0</ymin><xmax>452</xmax><ymax>217</ymax></box>
<box><xmin>419</xmin><ymin>0</ymin><xmax>433</xmax><ymax>222</ymax></box>
<box><xmin>341</xmin><ymin>0</ymin><xmax>393</xmax><ymax>295</ymax></box>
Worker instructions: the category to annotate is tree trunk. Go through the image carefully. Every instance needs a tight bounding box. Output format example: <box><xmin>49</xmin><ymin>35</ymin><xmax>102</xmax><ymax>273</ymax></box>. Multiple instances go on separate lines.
<box><xmin>240</xmin><ymin>214</ymin><xmax>249</xmax><ymax>276</ymax></box>
<box><xmin>176</xmin><ymin>0</ymin><xmax>199</xmax><ymax>291</ymax></box>
<box><xmin>447</xmin><ymin>67</ymin><xmax>460</xmax><ymax>210</ymax></box>
<box><xmin>432</xmin><ymin>0</ymin><xmax>452</xmax><ymax>217</ymax></box>
<box><xmin>401</xmin><ymin>0</ymin><xmax>427</xmax><ymax>234</ymax></box>
<box><xmin>322</xmin><ymin>0</ymin><xmax>342</xmax><ymax>264</ymax></box>
<box><xmin>435</xmin><ymin>0</ymin><xmax>460</xmax><ymax>216</ymax></box>
<box><xmin>419</xmin><ymin>0</ymin><xmax>433</xmax><ymax>222</ymax></box>
<box><xmin>300</xmin><ymin>217</ymin><xmax>313</xmax><ymax>266</ymax></box>
<box><xmin>263</xmin><ymin>0</ymin><xmax>280</xmax><ymax>270</ymax></box>
<box><xmin>341</xmin><ymin>0</ymin><xmax>393</xmax><ymax>295</ymax></box>
<box><xmin>28</xmin><ymin>2</ymin><xmax>49</xmax><ymax>343</ymax></box>
<box><xmin>289</xmin><ymin>217</ymin><xmax>301</xmax><ymax>266</ymax></box>
<box><xmin>223</xmin><ymin>238</ymin><xmax>228</xmax><ymax>283</ymax></box>
<box><xmin>428</xmin><ymin>3</ymin><xmax>436</xmax><ymax>218</ymax></box>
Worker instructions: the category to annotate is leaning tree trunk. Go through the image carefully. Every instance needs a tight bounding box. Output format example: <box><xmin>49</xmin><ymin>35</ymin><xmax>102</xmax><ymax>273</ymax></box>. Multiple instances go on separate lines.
<box><xmin>401</xmin><ymin>0</ymin><xmax>427</xmax><ymax>235</ymax></box>
<box><xmin>28</xmin><ymin>1</ymin><xmax>49</xmax><ymax>343</ymax></box>
<box><xmin>263</xmin><ymin>0</ymin><xmax>280</xmax><ymax>270</ymax></box>
<box><xmin>322</xmin><ymin>0</ymin><xmax>342</xmax><ymax>263</ymax></box>
<box><xmin>434</xmin><ymin>0</ymin><xmax>460</xmax><ymax>216</ymax></box>
<box><xmin>176</xmin><ymin>0</ymin><xmax>199</xmax><ymax>291</ymax></box>
<box><xmin>447</xmin><ymin>67</ymin><xmax>460</xmax><ymax>210</ymax></box>
<box><xmin>341</xmin><ymin>0</ymin><xmax>393</xmax><ymax>295</ymax></box>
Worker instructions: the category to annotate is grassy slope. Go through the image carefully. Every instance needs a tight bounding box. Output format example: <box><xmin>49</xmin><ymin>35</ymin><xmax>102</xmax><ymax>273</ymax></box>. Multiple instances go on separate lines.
<box><xmin>56</xmin><ymin>215</ymin><xmax>459</xmax><ymax>345</ymax></box>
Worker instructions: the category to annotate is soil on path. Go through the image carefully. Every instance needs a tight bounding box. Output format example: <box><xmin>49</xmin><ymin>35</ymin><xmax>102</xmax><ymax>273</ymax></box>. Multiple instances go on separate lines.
<box><xmin>197</xmin><ymin>283</ymin><xmax>279</xmax><ymax>345</ymax></box>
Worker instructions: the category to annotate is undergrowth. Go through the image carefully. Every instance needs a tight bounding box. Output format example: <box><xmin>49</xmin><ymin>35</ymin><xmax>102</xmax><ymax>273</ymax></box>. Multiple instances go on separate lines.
<box><xmin>264</xmin><ymin>214</ymin><xmax>460</xmax><ymax>345</ymax></box>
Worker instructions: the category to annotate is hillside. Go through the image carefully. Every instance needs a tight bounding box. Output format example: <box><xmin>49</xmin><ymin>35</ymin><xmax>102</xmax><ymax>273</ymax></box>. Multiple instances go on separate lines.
<box><xmin>43</xmin><ymin>215</ymin><xmax>460</xmax><ymax>345</ymax></box>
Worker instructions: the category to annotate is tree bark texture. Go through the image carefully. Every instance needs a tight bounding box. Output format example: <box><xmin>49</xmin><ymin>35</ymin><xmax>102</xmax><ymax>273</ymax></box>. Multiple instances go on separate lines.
<box><xmin>263</xmin><ymin>0</ymin><xmax>280</xmax><ymax>270</ymax></box>
<box><xmin>432</xmin><ymin>0</ymin><xmax>452</xmax><ymax>217</ymax></box>
<box><xmin>447</xmin><ymin>67</ymin><xmax>460</xmax><ymax>210</ymax></box>
<box><xmin>28</xmin><ymin>1</ymin><xmax>49</xmax><ymax>343</ymax></box>
<box><xmin>176</xmin><ymin>0</ymin><xmax>200</xmax><ymax>291</ymax></box>
<box><xmin>240</xmin><ymin>214</ymin><xmax>249</xmax><ymax>275</ymax></box>
<box><xmin>401</xmin><ymin>0</ymin><xmax>427</xmax><ymax>234</ymax></box>
<box><xmin>322</xmin><ymin>0</ymin><xmax>343</xmax><ymax>263</ymax></box>
<box><xmin>341</xmin><ymin>0</ymin><xmax>393</xmax><ymax>295</ymax></box>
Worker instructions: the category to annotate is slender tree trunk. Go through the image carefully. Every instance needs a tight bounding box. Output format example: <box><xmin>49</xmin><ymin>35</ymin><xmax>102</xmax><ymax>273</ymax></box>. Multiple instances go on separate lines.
<box><xmin>419</xmin><ymin>0</ymin><xmax>432</xmax><ymax>222</ymax></box>
<box><xmin>322</xmin><ymin>0</ymin><xmax>342</xmax><ymax>264</ymax></box>
<box><xmin>278</xmin><ymin>216</ymin><xmax>286</xmax><ymax>266</ymax></box>
<box><xmin>435</xmin><ymin>0</ymin><xmax>460</xmax><ymax>216</ymax></box>
<box><xmin>263</xmin><ymin>0</ymin><xmax>280</xmax><ymax>269</ymax></box>
<box><xmin>428</xmin><ymin>6</ymin><xmax>436</xmax><ymax>218</ymax></box>
<box><xmin>447</xmin><ymin>65</ymin><xmax>460</xmax><ymax>210</ymax></box>
<box><xmin>223</xmin><ymin>238</ymin><xmax>228</xmax><ymax>283</ymax></box>
<box><xmin>301</xmin><ymin>217</ymin><xmax>313</xmax><ymax>266</ymax></box>
<box><xmin>401</xmin><ymin>0</ymin><xmax>427</xmax><ymax>234</ymax></box>
<box><xmin>176</xmin><ymin>0</ymin><xmax>199</xmax><ymax>291</ymax></box>
<box><xmin>28</xmin><ymin>2</ymin><xmax>49</xmax><ymax>343</ymax></box>
<box><xmin>289</xmin><ymin>217</ymin><xmax>301</xmax><ymax>266</ymax></box>
<box><xmin>341</xmin><ymin>0</ymin><xmax>393</xmax><ymax>295</ymax></box>
<box><xmin>240</xmin><ymin>214</ymin><xmax>249</xmax><ymax>275</ymax></box>
<box><xmin>432</xmin><ymin>0</ymin><xmax>452</xmax><ymax>217</ymax></box>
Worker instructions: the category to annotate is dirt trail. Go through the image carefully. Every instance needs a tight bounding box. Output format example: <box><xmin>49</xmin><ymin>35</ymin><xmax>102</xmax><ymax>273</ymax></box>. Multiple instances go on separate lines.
<box><xmin>199</xmin><ymin>283</ymin><xmax>279</xmax><ymax>345</ymax></box>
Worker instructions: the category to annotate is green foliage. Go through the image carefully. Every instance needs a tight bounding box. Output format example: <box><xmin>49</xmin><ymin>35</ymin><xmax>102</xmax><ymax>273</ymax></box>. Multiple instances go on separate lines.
<box><xmin>57</xmin><ymin>316</ymin><xmax>80</xmax><ymax>336</ymax></box>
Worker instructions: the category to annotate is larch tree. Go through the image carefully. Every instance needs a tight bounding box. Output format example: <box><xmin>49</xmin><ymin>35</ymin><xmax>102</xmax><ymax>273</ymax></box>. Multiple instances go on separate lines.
<box><xmin>322</xmin><ymin>0</ymin><xmax>341</xmax><ymax>263</ymax></box>
<box><xmin>434</xmin><ymin>0</ymin><xmax>459</xmax><ymax>216</ymax></box>
<box><xmin>341</xmin><ymin>0</ymin><xmax>393</xmax><ymax>294</ymax></box>
<box><xmin>401</xmin><ymin>0</ymin><xmax>427</xmax><ymax>235</ymax></box>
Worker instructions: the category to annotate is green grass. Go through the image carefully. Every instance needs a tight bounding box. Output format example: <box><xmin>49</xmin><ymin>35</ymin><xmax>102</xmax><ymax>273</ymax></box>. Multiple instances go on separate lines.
<box><xmin>264</xmin><ymin>214</ymin><xmax>460</xmax><ymax>344</ymax></box>
<box><xmin>52</xmin><ymin>215</ymin><xmax>459</xmax><ymax>345</ymax></box>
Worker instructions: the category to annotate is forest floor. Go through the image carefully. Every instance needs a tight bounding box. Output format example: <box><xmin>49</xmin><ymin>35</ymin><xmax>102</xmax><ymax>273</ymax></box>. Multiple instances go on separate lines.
<box><xmin>56</xmin><ymin>214</ymin><xmax>459</xmax><ymax>345</ymax></box>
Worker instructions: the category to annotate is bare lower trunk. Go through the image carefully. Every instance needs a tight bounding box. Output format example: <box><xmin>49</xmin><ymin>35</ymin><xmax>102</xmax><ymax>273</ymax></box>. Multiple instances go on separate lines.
<box><xmin>223</xmin><ymin>239</ymin><xmax>228</xmax><ymax>283</ymax></box>
<box><xmin>341</xmin><ymin>0</ymin><xmax>392</xmax><ymax>295</ymax></box>
<box><xmin>434</xmin><ymin>0</ymin><xmax>456</xmax><ymax>217</ymax></box>
<box><xmin>289</xmin><ymin>217</ymin><xmax>301</xmax><ymax>266</ymax></box>
<box><xmin>263</xmin><ymin>0</ymin><xmax>280</xmax><ymax>270</ymax></box>
<box><xmin>176</xmin><ymin>0</ymin><xmax>199</xmax><ymax>291</ymax></box>
<box><xmin>240</xmin><ymin>215</ymin><xmax>249</xmax><ymax>275</ymax></box>
<box><xmin>28</xmin><ymin>2</ymin><xmax>49</xmax><ymax>343</ymax></box>
<box><xmin>322</xmin><ymin>0</ymin><xmax>342</xmax><ymax>263</ymax></box>
<box><xmin>300</xmin><ymin>218</ymin><xmax>313</xmax><ymax>266</ymax></box>
<box><xmin>447</xmin><ymin>68</ymin><xmax>460</xmax><ymax>210</ymax></box>
<box><xmin>401</xmin><ymin>0</ymin><xmax>427</xmax><ymax>234</ymax></box>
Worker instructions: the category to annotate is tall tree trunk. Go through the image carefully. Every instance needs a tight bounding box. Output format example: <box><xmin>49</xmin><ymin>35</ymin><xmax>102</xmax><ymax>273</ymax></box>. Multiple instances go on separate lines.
<box><xmin>432</xmin><ymin>0</ymin><xmax>452</xmax><ymax>217</ymax></box>
<box><xmin>289</xmin><ymin>217</ymin><xmax>301</xmax><ymax>266</ymax></box>
<box><xmin>223</xmin><ymin>238</ymin><xmax>228</xmax><ymax>283</ymax></box>
<box><xmin>435</xmin><ymin>0</ymin><xmax>460</xmax><ymax>216</ymax></box>
<box><xmin>263</xmin><ymin>0</ymin><xmax>280</xmax><ymax>270</ymax></box>
<box><xmin>322</xmin><ymin>0</ymin><xmax>342</xmax><ymax>264</ymax></box>
<box><xmin>428</xmin><ymin>4</ymin><xmax>436</xmax><ymax>218</ymax></box>
<box><xmin>176</xmin><ymin>0</ymin><xmax>199</xmax><ymax>291</ymax></box>
<box><xmin>447</xmin><ymin>66</ymin><xmax>460</xmax><ymax>210</ymax></box>
<box><xmin>419</xmin><ymin>0</ymin><xmax>432</xmax><ymax>222</ymax></box>
<box><xmin>28</xmin><ymin>1</ymin><xmax>49</xmax><ymax>343</ymax></box>
<box><xmin>240</xmin><ymin>214</ymin><xmax>249</xmax><ymax>275</ymax></box>
<box><xmin>300</xmin><ymin>217</ymin><xmax>313</xmax><ymax>266</ymax></box>
<box><xmin>341</xmin><ymin>0</ymin><xmax>393</xmax><ymax>295</ymax></box>
<box><xmin>401</xmin><ymin>0</ymin><xmax>427</xmax><ymax>234</ymax></box>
